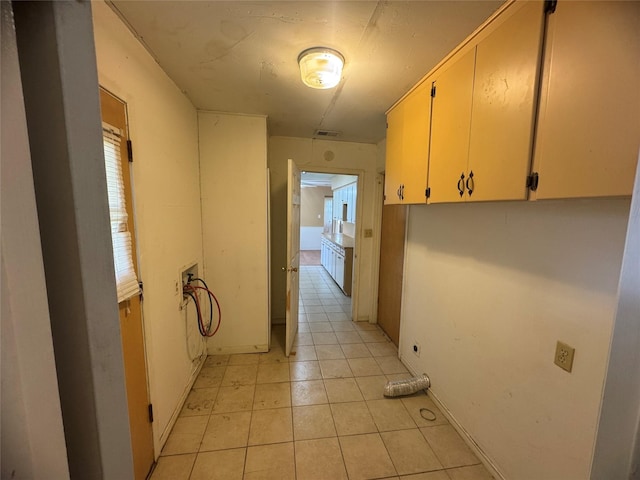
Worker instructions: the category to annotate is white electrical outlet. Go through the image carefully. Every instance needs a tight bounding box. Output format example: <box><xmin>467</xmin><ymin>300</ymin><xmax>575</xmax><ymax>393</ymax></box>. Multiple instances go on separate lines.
<box><xmin>554</xmin><ymin>341</ymin><xmax>575</xmax><ymax>373</ymax></box>
<box><xmin>412</xmin><ymin>342</ymin><xmax>421</xmax><ymax>357</ymax></box>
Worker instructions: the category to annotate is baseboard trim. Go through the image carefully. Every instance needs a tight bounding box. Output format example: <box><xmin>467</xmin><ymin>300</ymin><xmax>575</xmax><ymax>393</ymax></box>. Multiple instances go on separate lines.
<box><xmin>157</xmin><ymin>355</ymin><xmax>206</xmax><ymax>455</ymax></box>
<box><xmin>402</xmin><ymin>362</ymin><xmax>505</xmax><ymax>480</ymax></box>
<box><xmin>207</xmin><ymin>343</ymin><xmax>269</xmax><ymax>355</ymax></box>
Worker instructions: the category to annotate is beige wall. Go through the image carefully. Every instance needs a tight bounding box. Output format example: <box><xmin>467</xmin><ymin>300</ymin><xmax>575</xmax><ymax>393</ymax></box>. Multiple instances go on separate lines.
<box><xmin>400</xmin><ymin>198</ymin><xmax>630</xmax><ymax>479</ymax></box>
<box><xmin>269</xmin><ymin>136</ymin><xmax>379</xmax><ymax>323</ymax></box>
<box><xmin>199</xmin><ymin>112</ymin><xmax>270</xmax><ymax>354</ymax></box>
<box><xmin>301</xmin><ymin>186</ymin><xmax>332</xmax><ymax>227</ymax></box>
<box><xmin>93</xmin><ymin>1</ymin><xmax>204</xmax><ymax>452</ymax></box>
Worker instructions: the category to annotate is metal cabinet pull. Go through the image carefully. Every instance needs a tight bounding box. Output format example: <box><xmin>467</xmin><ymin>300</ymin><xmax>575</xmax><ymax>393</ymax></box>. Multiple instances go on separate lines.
<box><xmin>466</xmin><ymin>170</ymin><xmax>475</xmax><ymax>196</ymax></box>
<box><xmin>457</xmin><ymin>173</ymin><xmax>465</xmax><ymax>197</ymax></box>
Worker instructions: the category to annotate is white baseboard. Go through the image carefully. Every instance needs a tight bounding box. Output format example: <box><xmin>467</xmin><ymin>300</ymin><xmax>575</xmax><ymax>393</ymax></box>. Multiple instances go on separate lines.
<box><xmin>157</xmin><ymin>355</ymin><xmax>206</xmax><ymax>454</ymax></box>
<box><xmin>401</xmin><ymin>361</ymin><xmax>505</xmax><ymax>480</ymax></box>
<box><xmin>207</xmin><ymin>343</ymin><xmax>269</xmax><ymax>355</ymax></box>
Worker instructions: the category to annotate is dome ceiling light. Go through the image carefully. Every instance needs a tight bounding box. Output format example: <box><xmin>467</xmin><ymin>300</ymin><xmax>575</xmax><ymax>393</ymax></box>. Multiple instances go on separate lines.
<box><xmin>298</xmin><ymin>47</ymin><xmax>345</xmax><ymax>90</ymax></box>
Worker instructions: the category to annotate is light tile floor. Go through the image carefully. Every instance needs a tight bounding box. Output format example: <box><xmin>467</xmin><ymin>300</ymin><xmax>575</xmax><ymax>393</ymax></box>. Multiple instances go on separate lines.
<box><xmin>151</xmin><ymin>266</ymin><xmax>494</xmax><ymax>480</ymax></box>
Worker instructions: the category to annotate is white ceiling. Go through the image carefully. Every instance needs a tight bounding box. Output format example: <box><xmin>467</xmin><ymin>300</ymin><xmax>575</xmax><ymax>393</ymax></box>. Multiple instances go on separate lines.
<box><xmin>108</xmin><ymin>0</ymin><xmax>504</xmax><ymax>144</ymax></box>
<box><xmin>300</xmin><ymin>171</ymin><xmax>358</xmax><ymax>187</ymax></box>
<box><xmin>301</xmin><ymin>172</ymin><xmax>334</xmax><ymax>187</ymax></box>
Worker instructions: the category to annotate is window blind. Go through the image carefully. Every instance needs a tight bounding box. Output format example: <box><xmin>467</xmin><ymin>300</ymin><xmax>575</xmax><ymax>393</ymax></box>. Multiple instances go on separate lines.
<box><xmin>103</xmin><ymin>122</ymin><xmax>140</xmax><ymax>303</ymax></box>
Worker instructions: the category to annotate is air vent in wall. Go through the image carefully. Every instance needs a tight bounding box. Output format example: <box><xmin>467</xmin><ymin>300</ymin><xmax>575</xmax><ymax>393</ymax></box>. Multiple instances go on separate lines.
<box><xmin>314</xmin><ymin>129</ymin><xmax>341</xmax><ymax>137</ymax></box>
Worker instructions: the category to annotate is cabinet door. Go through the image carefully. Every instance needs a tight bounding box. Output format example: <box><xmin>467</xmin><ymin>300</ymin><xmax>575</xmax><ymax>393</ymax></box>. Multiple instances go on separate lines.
<box><xmin>533</xmin><ymin>1</ymin><xmax>640</xmax><ymax>199</ymax></box>
<box><xmin>321</xmin><ymin>241</ymin><xmax>327</xmax><ymax>269</ymax></box>
<box><xmin>402</xmin><ymin>81</ymin><xmax>432</xmax><ymax>204</ymax></box>
<box><xmin>428</xmin><ymin>49</ymin><xmax>476</xmax><ymax>203</ymax></box>
<box><xmin>330</xmin><ymin>246</ymin><xmax>334</xmax><ymax>274</ymax></box>
<box><xmin>336</xmin><ymin>253</ymin><xmax>345</xmax><ymax>291</ymax></box>
<box><xmin>467</xmin><ymin>1</ymin><xmax>545</xmax><ymax>202</ymax></box>
<box><xmin>384</xmin><ymin>103</ymin><xmax>404</xmax><ymax>205</ymax></box>
<box><xmin>351</xmin><ymin>186</ymin><xmax>357</xmax><ymax>222</ymax></box>
<box><xmin>331</xmin><ymin>249</ymin><xmax>337</xmax><ymax>278</ymax></box>
<box><xmin>346</xmin><ymin>186</ymin><xmax>350</xmax><ymax>222</ymax></box>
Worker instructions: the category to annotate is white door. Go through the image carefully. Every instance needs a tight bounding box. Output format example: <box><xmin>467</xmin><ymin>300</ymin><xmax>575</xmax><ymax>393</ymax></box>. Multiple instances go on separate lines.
<box><xmin>285</xmin><ymin>159</ymin><xmax>301</xmax><ymax>357</ymax></box>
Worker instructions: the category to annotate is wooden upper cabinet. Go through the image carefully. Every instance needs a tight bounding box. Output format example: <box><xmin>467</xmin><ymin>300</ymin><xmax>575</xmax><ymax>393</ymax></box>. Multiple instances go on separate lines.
<box><xmin>467</xmin><ymin>1</ymin><xmax>545</xmax><ymax>202</ymax></box>
<box><xmin>384</xmin><ymin>80</ymin><xmax>431</xmax><ymax>205</ymax></box>
<box><xmin>428</xmin><ymin>49</ymin><xmax>475</xmax><ymax>203</ymax></box>
<box><xmin>388</xmin><ymin>0</ymin><xmax>637</xmax><ymax>205</ymax></box>
<box><xmin>429</xmin><ymin>1</ymin><xmax>544</xmax><ymax>203</ymax></box>
<box><xmin>401</xmin><ymin>81</ymin><xmax>432</xmax><ymax>204</ymax></box>
<box><xmin>384</xmin><ymin>102</ymin><xmax>404</xmax><ymax>205</ymax></box>
<box><xmin>532</xmin><ymin>1</ymin><xmax>640</xmax><ymax>199</ymax></box>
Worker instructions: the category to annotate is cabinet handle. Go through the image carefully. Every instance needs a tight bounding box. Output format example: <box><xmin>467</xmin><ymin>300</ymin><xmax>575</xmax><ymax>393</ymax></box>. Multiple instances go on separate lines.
<box><xmin>457</xmin><ymin>173</ymin><xmax>465</xmax><ymax>197</ymax></box>
<box><xmin>466</xmin><ymin>171</ymin><xmax>475</xmax><ymax>196</ymax></box>
<box><xmin>401</xmin><ymin>184</ymin><xmax>405</xmax><ymax>200</ymax></box>
<box><xmin>397</xmin><ymin>185</ymin><xmax>402</xmax><ymax>199</ymax></box>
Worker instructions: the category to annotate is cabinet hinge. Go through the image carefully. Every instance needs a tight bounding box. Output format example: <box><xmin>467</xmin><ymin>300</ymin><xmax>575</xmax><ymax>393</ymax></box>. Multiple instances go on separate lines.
<box><xmin>544</xmin><ymin>0</ymin><xmax>557</xmax><ymax>14</ymax></box>
<box><xmin>426</xmin><ymin>187</ymin><xmax>431</xmax><ymax>198</ymax></box>
<box><xmin>126</xmin><ymin>140</ymin><xmax>133</xmax><ymax>162</ymax></box>
<box><xmin>430</xmin><ymin>85</ymin><xmax>436</xmax><ymax>98</ymax></box>
<box><xmin>148</xmin><ymin>403</ymin><xmax>154</xmax><ymax>423</ymax></box>
<box><xmin>526</xmin><ymin>172</ymin><xmax>539</xmax><ymax>191</ymax></box>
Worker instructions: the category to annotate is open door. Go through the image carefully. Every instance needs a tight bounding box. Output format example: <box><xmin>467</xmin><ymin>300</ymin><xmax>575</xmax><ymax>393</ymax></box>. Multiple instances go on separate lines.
<box><xmin>285</xmin><ymin>159</ymin><xmax>301</xmax><ymax>356</ymax></box>
<box><xmin>100</xmin><ymin>89</ymin><xmax>154</xmax><ymax>479</ymax></box>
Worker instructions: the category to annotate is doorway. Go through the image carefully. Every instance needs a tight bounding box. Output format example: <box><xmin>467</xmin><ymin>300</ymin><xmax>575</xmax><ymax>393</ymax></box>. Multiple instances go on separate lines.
<box><xmin>298</xmin><ymin>172</ymin><xmax>358</xmax><ymax>322</ymax></box>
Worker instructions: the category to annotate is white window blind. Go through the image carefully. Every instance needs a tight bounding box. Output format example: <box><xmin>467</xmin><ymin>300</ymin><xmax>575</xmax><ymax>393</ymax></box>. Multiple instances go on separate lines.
<box><xmin>102</xmin><ymin>122</ymin><xmax>140</xmax><ymax>303</ymax></box>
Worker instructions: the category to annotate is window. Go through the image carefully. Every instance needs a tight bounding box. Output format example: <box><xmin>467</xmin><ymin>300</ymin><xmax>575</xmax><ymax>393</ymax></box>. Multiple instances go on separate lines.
<box><xmin>102</xmin><ymin>122</ymin><xmax>139</xmax><ymax>302</ymax></box>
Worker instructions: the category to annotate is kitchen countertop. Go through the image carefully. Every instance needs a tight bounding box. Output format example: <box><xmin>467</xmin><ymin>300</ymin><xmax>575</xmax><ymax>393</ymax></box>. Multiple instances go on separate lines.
<box><xmin>322</xmin><ymin>233</ymin><xmax>355</xmax><ymax>249</ymax></box>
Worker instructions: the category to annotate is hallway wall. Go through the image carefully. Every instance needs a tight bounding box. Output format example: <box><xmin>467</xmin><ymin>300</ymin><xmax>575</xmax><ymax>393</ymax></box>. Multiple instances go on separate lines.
<box><xmin>93</xmin><ymin>1</ymin><xmax>204</xmax><ymax>452</ymax></box>
<box><xmin>198</xmin><ymin>112</ymin><xmax>270</xmax><ymax>354</ymax></box>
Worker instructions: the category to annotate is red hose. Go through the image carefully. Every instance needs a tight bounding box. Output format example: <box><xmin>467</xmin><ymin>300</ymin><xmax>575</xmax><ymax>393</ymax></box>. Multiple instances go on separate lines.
<box><xmin>189</xmin><ymin>285</ymin><xmax>222</xmax><ymax>337</ymax></box>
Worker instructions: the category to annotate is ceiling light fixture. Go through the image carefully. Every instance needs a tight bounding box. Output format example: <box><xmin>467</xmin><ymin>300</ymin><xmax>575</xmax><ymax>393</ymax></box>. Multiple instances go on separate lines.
<box><xmin>298</xmin><ymin>47</ymin><xmax>344</xmax><ymax>90</ymax></box>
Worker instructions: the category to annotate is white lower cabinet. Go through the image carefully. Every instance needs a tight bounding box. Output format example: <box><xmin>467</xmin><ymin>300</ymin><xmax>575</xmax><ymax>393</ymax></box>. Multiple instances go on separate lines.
<box><xmin>320</xmin><ymin>237</ymin><xmax>353</xmax><ymax>296</ymax></box>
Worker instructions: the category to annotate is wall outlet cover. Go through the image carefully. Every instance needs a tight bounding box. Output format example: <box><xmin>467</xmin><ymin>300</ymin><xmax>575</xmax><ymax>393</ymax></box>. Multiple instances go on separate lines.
<box><xmin>554</xmin><ymin>341</ymin><xmax>575</xmax><ymax>373</ymax></box>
